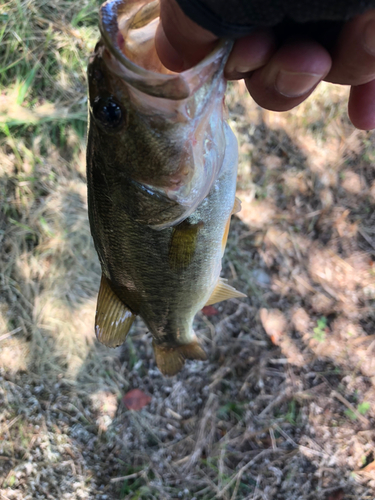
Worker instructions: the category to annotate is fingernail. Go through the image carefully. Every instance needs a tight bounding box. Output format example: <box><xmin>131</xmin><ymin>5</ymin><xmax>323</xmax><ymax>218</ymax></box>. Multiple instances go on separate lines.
<box><xmin>363</xmin><ymin>19</ymin><xmax>375</xmax><ymax>56</ymax></box>
<box><xmin>275</xmin><ymin>70</ymin><xmax>322</xmax><ymax>98</ymax></box>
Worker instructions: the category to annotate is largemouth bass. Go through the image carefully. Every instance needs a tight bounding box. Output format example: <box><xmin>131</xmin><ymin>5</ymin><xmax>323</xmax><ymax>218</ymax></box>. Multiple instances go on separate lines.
<box><xmin>87</xmin><ymin>0</ymin><xmax>245</xmax><ymax>375</ymax></box>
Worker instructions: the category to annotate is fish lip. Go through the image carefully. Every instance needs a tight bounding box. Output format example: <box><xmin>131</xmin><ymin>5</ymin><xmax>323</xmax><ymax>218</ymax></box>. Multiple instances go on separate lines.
<box><xmin>99</xmin><ymin>0</ymin><xmax>232</xmax><ymax>100</ymax></box>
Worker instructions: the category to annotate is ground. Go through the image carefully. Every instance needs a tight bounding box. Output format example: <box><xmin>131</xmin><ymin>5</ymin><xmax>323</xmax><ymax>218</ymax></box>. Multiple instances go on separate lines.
<box><xmin>1</xmin><ymin>1</ymin><xmax>375</xmax><ymax>499</ymax></box>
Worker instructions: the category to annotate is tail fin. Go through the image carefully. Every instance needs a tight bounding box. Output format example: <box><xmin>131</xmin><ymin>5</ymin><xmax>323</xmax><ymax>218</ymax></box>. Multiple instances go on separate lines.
<box><xmin>153</xmin><ymin>339</ymin><xmax>207</xmax><ymax>376</ymax></box>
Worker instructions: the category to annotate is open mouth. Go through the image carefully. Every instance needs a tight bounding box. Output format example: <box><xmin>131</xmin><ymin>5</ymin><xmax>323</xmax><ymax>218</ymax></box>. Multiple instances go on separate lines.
<box><xmin>116</xmin><ymin>5</ymin><xmax>174</xmax><ymax>76</ymax></box>
<box><xmin>98</xmin><ymin>0</ymin><xmax>230</xmax><ymax>99</ymax></box>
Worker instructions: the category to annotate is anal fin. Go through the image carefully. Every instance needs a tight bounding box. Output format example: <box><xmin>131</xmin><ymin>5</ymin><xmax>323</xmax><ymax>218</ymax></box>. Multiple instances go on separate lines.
<box><xmin>205</xmin><ymin>278</ymin><xmax>246</xmax><ymax>306</ymax></box>
<box><xmin>153</xmin><ymin>339</ymin><xmax>207</xmax><ymax>376</ymax></box>
<box><xmin>95</xmin><ymin>274</ymin><xmax>136</xmax><ymax>348</ymax></box>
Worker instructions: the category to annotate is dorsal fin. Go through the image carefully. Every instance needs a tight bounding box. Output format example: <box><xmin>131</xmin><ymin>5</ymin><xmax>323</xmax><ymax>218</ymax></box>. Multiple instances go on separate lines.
<box><xmin>153</xmin><ymin>338</ymin><xmax>207</xmax><ymax>376</ymax></box>
<box><xmin>205</xmin><ymin>278</ymin><xmax>246</xmax><ymax>306</ymax></box>
<box><xmin>95</xmin><ymin>274</ymin><xmax>136</xmax><ymax>347</ymax></box>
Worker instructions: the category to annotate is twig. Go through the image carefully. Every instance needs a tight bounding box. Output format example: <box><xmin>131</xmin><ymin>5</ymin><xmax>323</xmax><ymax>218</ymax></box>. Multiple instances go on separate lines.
<box><xmin>21</xmin><ymin>434</ymin><xmax>39</xmax><ymax>461</ymax></box>
<box><xmin>331</xmin><ymin>390</ymin><xmax>370</xmax><ymax>427</ymax></box>
<box><xmin>230</xmin><ymin>467</ymin><xmax>244</xmax><ymax>500</ymax></box>
<box><xmin>209</xmin><ymin>367</ymin><xmax>232</xmax><ymax>390</ymax></box>
<box><xmin>250</xmin><ymin>475</ymin><xmax>262</xmax><ymax>500</ymax></box>
<box><xmin>269</xmin><ymin>428</ymin><xmax>277</xmax><ymax>451</ymax></box>
<box><xmin>218</xmin><ymin>436</ymin><xmax>228</xmax><ymax>492</ymax></box>
<box><xmin>294</xmin><ymin>275</ymin><xmax>316</xmax><ymax>293</ymax></box>
<box><xmin>199</xmin><ymin>467</ymin><xmax>221</xmax><ymax>496</ymax></box>
<box><xmin>186</xmin><ymin>393</ymin><xmax>217</xmax><ymax>470</ymax></box>
<box><xmin>165</xmin><ymin>408</ymin><xmax>182</xmax><ymax>420</ymax></box>
<box><xmin>228</xmin><ymin>261</ymin><xmax>238</xmax><ymax>280</ymax></box>
<box><xmin>288</xmin><ymin>230</ymin><xmax>303</xmax><ymax>261</ymax></box>
<box><xmin>298</xmin><ymin>446</ymin><xmax>328</xmax><ymax>458</ymax></box>
<box><xmin>273</xmin><ymin>424</ymin><xmax>298</xmax><ymax>448</ymax></box>
<box><xmin>173</xmin><ymin>455</ymin><xmax>191</xmax><ymax>466</ymax></box>
<box><xmin>217</xmin><ymin>449</ymin><xmax>284</xmax><ymax>498</ymax></box>
<box><xmin>0</xmin><ymin>415</ymin><xmax>22</xmax><ymax>432</ymax></box>
<box><xmin>268</xmin><ymin>358</ymin><xmax>288</xmax><ymax>364</ymax></box>
<box><xmin>258</xmin><ymin>388</ymin><xmax>290</xmax><ymax>418</ymax></box>
<box><xmin>349</xmin><ymin>334</ymin><xmax>375</xmax><ymax>346</ymax></box>
<box><xmin>110</xmin><ymin>469</ymin><xmax>147</xmax><ymax>483</ymax></box>
<box><xmin>0</xmin><ymin>326</ymin><xmax>22</xmax><ymax>342</ymax></box>
<box><xmin>305</xmin><ymin>210</ymin><xmax>322</xmax><ymax>219</ymax></box>
<box><xmin>358</xmin><ymin>227</ymin><xmax>375</xmax><ymax>252</ymax></box>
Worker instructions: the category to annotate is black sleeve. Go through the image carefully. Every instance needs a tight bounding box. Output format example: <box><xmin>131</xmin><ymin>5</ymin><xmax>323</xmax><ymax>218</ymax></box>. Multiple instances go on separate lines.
<box><xmin>175</xmin><ymin>0</ymin><xmax>375</xmax><ymax>38</ymax></box>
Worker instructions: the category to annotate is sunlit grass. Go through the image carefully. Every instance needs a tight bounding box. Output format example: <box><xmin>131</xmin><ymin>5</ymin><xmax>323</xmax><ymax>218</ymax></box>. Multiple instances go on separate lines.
<box><xmin>0</xmin><ymin>0</ymin><xmax>103</xmax><ymax>379</ymax></box>
<box><xmin>0</xmin><ymin>0</ymin><xmax>100</xmax><ymax>152</ymax></box>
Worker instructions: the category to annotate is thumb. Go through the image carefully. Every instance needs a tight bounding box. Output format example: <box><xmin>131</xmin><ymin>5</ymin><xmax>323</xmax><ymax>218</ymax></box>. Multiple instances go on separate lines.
<box><xmin>155</xmin><ymin>0</ymin><xmax>218</xmax><ymax>72</ymax></box>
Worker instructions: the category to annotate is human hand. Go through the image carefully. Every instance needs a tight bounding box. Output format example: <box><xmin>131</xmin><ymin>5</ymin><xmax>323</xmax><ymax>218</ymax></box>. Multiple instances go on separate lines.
<box><xmin>155</xmin><ymin>0</ymin><xmax>375</xmax><ymax>130</ymax></box>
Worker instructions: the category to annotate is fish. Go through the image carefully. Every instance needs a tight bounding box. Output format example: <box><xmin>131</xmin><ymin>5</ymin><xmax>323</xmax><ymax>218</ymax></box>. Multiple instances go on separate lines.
<box><xmin>86</xmin><ymin>0</ymin><xmax>246</xmax><ymax>376</ymax></box>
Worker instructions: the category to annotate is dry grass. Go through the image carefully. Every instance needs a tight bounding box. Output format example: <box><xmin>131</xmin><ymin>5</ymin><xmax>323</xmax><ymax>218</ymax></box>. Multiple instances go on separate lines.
<box><xmin>1</xmin><ymin>1</ymin><xmax>375</xmax><ymax>499</ymax></box>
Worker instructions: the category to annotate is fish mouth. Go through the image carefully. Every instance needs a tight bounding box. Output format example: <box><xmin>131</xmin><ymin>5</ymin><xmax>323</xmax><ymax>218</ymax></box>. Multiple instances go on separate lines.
<box><xmin>99</xmin><ymin>0</ymin><xmax>231</xmax><ymax>100</ymax></box>
<box><xmin>99</xmin><ymin>0</ymin><xmax>232</xmax><ymax>229</ymax></box>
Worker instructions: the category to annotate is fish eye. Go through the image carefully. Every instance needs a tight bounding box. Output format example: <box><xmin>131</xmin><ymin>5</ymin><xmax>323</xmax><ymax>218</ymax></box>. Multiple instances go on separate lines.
<box><xmin>92</xmin><ymin>97</ymin><xmax>123</xmax><ymax>129</ymax></box>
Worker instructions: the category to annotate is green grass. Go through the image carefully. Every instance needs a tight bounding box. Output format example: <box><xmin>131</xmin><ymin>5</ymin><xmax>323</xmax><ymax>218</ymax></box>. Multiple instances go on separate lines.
<box><xmin>313</xmin><ymin>316</ymin><xmax>327</xmax><ymax>342</ymax></box>
<box><xmin>217</xmin><ymin>401</ymin><xmax>246</xmax><ymax>421</ymax></box>
<box><xmin>345</xmin><ymin>401</ymin><xmax>371</xmax><ymax>421</ymax></box>
<box><xmin>0</xmin><ymin>0</ymin><xmax>100</xmax><ymax>153</ymax></box>
<box><xmin>0</xmin><ymin>0</ymin><xmax>104</xmax><ymax>382</ymax></box>
<box><xmin>0</xmin><ymin>0</ymin><xmax>99</xmax><ymax>260</ymax></box>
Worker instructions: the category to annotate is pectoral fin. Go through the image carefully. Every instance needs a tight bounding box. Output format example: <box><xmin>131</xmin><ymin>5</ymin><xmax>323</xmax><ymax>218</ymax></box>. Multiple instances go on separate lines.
<box><xmin>222</xmin><ymin>197</ymin><xmax>242</xmax><ymax>253</ymax></box>
<box><xmin>222</xmin><ymin>216</ymin><xmax>231</xmax><ymax>253</ymax></box>
<box><xmin>153</xmin><ymin>338</ymin><xmax>207</xmax><ymax>376</ymax></box>
<box><xmin>205</xmin><ymin>278</ymin><xmax>246</xmax><ymax>306</ymax></box>
<box><xmin>233</xmin><ymin>196</ymin><xmax>242</xmax><ymax>215</ymax></box>
<box><xmin>169</xmin><ymin>220</ymin><xmax>203</xmax><ymax>271</ymax></box>
<box><xmin>95</xmin><ymin>274</ymin><xmax>136</xmax><ymax>348</ymax></box>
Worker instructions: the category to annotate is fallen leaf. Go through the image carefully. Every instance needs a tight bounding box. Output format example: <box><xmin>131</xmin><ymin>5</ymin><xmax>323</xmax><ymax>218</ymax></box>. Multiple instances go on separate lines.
<box><xmin>202</xmin><ymin>305</ymin><xmax>219</xmax><ymax>316</ymax></box>
<box><xmin>122</xmin><ymin>389</ymin><xmax>151</xmax><ymax>410</ymax></box>
<box><xmin>362</xmin><ymin>460</ymin><xmax>375</xmax><ymax>472</ymax></box>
